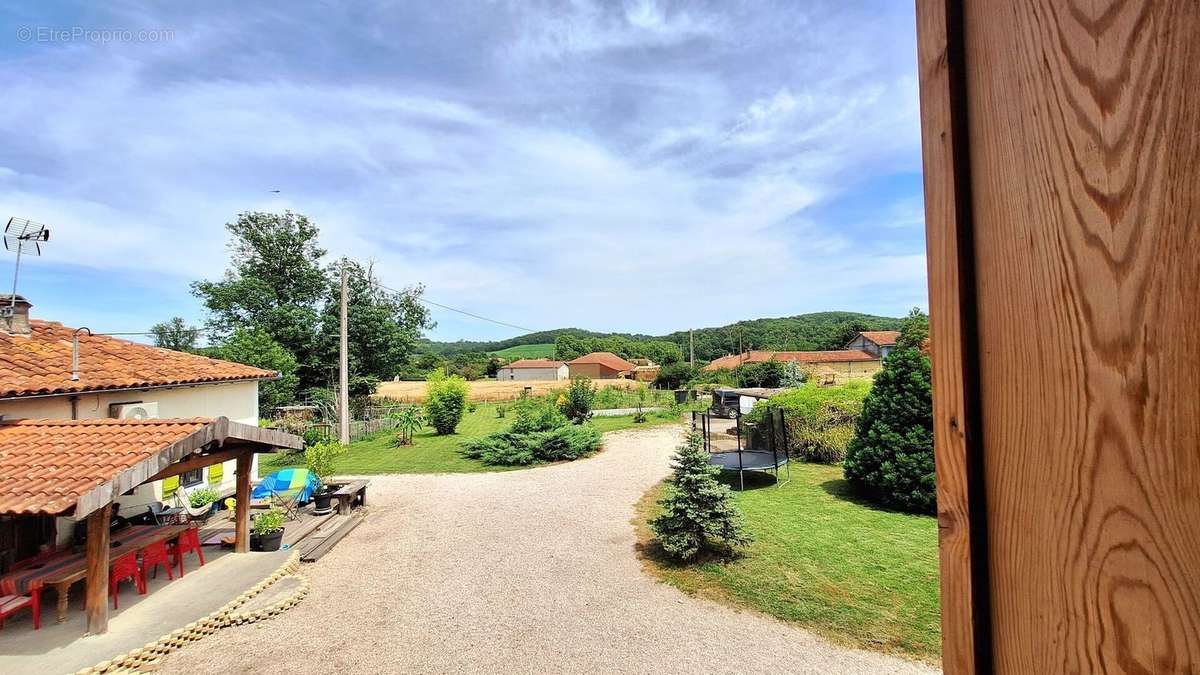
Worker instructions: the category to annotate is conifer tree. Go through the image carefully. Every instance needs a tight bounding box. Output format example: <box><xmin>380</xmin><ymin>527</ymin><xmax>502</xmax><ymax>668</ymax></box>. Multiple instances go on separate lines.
<box><xmin>651</xmin><ymin>431</ymin><xmax>752</xmax><ymax>561</ymax></box>
<box><xmin>843</xmin><ymin>308</ymin><xmax>934</xmax><ymax>513</ymax></box>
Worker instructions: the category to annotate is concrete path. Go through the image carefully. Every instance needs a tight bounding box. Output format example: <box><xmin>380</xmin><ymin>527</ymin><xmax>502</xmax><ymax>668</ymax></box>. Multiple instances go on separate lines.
<box><xmin>161</xmin><ymin>425</ymin><xmax>937</xmax><ymax>674</ymax></box>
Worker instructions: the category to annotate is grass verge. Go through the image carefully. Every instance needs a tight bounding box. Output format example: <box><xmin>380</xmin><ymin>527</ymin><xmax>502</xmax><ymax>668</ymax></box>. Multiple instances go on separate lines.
<box><xmin>634</xmin><ymin>463</ymin><xmax>940</xmax><ymax>662</ymax></box>
<box><xmin>263</xmin><ymin>402</ymin><xmax>683</xmax><ymax>474</ymax></box>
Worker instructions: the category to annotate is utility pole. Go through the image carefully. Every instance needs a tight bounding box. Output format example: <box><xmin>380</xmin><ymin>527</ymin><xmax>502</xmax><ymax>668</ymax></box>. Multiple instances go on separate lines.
<box><xmin>689</xmin><ymin>328</ymin><xmax>694</xmax><ymax>367</ymax></box>
<box><xmin>338</xmin><ymin>259</ymin><xmax>350</xmax><ymax>445</ymax></box>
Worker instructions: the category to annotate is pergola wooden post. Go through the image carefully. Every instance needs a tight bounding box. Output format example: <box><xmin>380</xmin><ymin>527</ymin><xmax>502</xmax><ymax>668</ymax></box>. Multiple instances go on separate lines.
<box><xmin>917</xmin><ymin>1</ymin><xmax>1200</xmax><ymax>671</ymax></box>
<box><xmin>234</xmin><ymin>451</ymin><xmax>253</xmax><ymax>553</ymax></box>
<box><xmin>83</xmin><ymin>502</ymin><xmax>112</xmax><ymax>635</ymax></box>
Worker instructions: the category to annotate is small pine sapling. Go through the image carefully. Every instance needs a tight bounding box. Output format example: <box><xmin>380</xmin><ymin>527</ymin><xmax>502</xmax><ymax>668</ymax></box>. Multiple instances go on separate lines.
<box><xmin>650</xmin><ymin>431</ymin><xmax>751</xmax><ymax>561</ymax></box>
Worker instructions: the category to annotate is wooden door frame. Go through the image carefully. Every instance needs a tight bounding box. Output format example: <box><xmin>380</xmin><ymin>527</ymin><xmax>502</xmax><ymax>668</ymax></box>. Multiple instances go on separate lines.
<box><xmin>915</xmin><ymin>1</ymin><xmax>990</xmax><ymax>672</ymax></box>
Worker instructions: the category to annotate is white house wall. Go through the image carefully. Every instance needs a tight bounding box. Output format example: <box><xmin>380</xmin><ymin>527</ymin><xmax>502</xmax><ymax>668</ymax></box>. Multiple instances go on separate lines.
<box><xmin>0</xmin><ymin>380</ymin><xmax>261</xmax><ymax>546</ymax></box>
<box><xmin>495</xmin><ymin>366</ymin><xmax>568</xmax><ymax>381</ymax></box>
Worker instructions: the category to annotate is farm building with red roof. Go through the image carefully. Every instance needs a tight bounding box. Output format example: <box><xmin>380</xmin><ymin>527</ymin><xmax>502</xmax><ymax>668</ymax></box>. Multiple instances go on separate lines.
<box><xmin>567</xmin><ymin>352</ymin><xmax>636</xmax><ymax>379</ymax></box>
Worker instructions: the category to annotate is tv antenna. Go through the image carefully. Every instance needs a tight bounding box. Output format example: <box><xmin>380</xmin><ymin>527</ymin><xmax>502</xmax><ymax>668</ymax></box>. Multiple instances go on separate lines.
<box><xmin>3</xmin><ymin>217</ymin><xmax>51</xmax><ymax>317</ymax></box>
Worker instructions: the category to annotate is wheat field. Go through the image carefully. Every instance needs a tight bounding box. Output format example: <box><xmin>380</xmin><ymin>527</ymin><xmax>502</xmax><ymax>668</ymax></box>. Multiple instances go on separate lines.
<box><xmin>374</xmin><ymin>378</ymin><xmax>643</xmax><ymax>403</ymax></box>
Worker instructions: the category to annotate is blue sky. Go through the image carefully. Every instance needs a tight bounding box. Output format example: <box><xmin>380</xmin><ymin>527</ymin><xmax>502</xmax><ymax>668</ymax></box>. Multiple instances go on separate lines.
<box><xmin>0</xmin><ymin>1</ymin><xmax>926</xmax><ymax>343</ymax></box>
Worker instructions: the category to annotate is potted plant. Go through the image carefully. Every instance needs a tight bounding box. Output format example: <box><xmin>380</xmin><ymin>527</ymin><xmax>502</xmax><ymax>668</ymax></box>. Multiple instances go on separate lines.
<box><xmin>188</xmin><ymin>486</ymin><xmax>221</xmax><ymax>517</ymax></box>
<box><xmin>250</xmin><ymin>508</ymin><xmax>285</xmax><ymax>551</ymax></box>
<box><xmin>305</xmin><ymin>440</ymin><xmax>346</xmax><ymax>515</ymax></box>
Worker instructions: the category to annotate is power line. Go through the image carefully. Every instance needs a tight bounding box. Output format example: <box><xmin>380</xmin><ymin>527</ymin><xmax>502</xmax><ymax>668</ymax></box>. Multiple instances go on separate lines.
<box><xmin>372</xmin><ymin>281</ymin><xmax>539</xmax><ymax>335</ymax></box>
<box><xmin>92</xmin><ymin>283</ymin><xmax>541</xmax><ymax>340</ymax></box>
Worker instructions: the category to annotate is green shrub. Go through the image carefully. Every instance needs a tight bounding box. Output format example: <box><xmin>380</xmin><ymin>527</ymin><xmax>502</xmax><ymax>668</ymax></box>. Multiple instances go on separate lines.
<box><xmin>188</xmin><ymin>487</ymin><xmax>221</xmax><ymax>508</ymax></box>
<box><xmin>496</xmin><ymin>404</ymin><xmax>508</xmax><ymax>418</ymax></box>
<box><xmin>591</xmin><ymin>384</ymin><xmax>669</xmax><ymax>410</ymax></box>
<box><xmin>253</xmin><ymin>507</ymin><xmax>286</xmax><ymax>535</ymax></box>
<box><xmin>560</xmin><ymin>376</ymin><xmax>596</xmax><ymax>423</ymax></box>
<box><xmin>650</xmin><ymin>431</ymin><xmax>751</xmax><ymax>561</ymax></box>
<box><xmin>305</xmin><ymin>440</ymin><xmax>346</xmax><ymax>483</ymax></box>
<box><xmin>654</xmin><ymin>362</ymin><xmax>697</xmax><ymax>389</ymax></box>
<box><xmin>424</xmin><ymin>369</ymin><xmax>469</xmax><ymax>435</ymax></box>
<box><xmin>843</xmin><ymin>311</ymin><xmax>934</xmax><ymax>513</ymax></box>
<box><xmin>693</xmin><ymin>368</ymin><xmax>737</xmax><ymax>387</ymax></box>
<box><xmin>534</xmin><ymin>423</ymin><xmax>602</xmax><ymax>461</ymax></box>
<box><xmin>511</xmin><ymin>396</ymin><xmax>567</xmax><ymax>433</ymax></box>
<box><xmin>744</xmin><ymin>381</ymin><xmax>870</xmax><ymax>463</ymax></box>
<box><xmin>462</xmin><ymin>398</ymin><xmax>602</xmax><ymax>466</ymax></box>
<box><xmin>301</xmin><ymin>427</ymin><xmax>324</xmax><ymax>448</ymax></box>
<box><xmin>461</xmin><ymin>432</ymin><xmax>537</xmax><ymax>465</ymax></box>
<box><xmin>737</xmin><ymin>361</ymin><xmax>787</xmax><ymax>387</ymax></box>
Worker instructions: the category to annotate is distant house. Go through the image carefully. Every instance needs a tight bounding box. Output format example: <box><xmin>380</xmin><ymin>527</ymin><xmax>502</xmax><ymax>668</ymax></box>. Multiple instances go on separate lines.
<box><xmin>844</xmin><ymin>330</ymin><xmax>901</xmax><ymax>360</ymax></box>
<box><xmin>627</xmin><ymin>358</ymin><xmax>661</xmax><ymax>383</ymax></box>
<box><xmin>567</xmin><ymin>352</ymin><xmax>636</xmax><ymax>379</ymax></box>
<box><xmin>495</xmin><ymin>359</ymin><xmax>569</xmax><ymax>381</ymax></box>
<box><xmin>0</xmin><ymin>295</ymin><xmax>278</xmax><ymax>548</ymax></box>
<box><xmin>703</xmin><ymin>349</ymin><xmax>881</xmax><ymax>384</ymax></box>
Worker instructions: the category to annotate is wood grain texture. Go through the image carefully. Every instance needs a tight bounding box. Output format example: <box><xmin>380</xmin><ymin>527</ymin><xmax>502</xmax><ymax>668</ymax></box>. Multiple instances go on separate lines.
<box><xmin>963</xmin><ymin>1</ymin><xmax>1200</xmax><ymax>671</ymax></box>
<box><xmin>234</xmin><ymin>452</ymin><xmax>252</xmax><ymax>554</ymax></box>
<box><xmin>916</xmin><ymin>1</ymin><xmax>988</xmax><ymax>672</ymax></box>
<box><xmin>84</xmin><ymin>502</ymin><xmax>111</xmax><ymax>635</ymax></box>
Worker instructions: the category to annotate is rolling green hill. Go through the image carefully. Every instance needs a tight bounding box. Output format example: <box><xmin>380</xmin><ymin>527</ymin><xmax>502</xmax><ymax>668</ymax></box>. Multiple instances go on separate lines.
<box><xmin>423</xmin><ymin>311</ymin><xmax>904</xmax><ymax>363</ymax></box>
<box><xmin>489</xmin><ymin>343</ymin><xmax>556</xmax><ymax>359</ymax></box>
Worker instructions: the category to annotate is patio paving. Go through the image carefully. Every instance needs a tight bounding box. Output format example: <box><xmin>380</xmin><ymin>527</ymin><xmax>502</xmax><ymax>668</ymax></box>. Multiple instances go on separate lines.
<box><xmin>0</xmin><ymin>544</ymin><xmax>287</xmax><ymax>674</ymax></box>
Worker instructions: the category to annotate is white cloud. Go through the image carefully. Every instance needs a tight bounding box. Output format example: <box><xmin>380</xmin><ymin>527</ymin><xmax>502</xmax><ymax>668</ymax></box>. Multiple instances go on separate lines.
<box><xmin>0</xmin><ymin>1</ymin><xmax>926</xmax><ymax>339</ymax></box>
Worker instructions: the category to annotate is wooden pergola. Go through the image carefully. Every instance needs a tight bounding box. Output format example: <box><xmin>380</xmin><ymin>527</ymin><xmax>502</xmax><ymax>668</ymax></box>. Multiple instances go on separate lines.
<box><xmin>0</xmin><ymin>417</ymin><xmax>302</xmax><ymax>635</ymax></box>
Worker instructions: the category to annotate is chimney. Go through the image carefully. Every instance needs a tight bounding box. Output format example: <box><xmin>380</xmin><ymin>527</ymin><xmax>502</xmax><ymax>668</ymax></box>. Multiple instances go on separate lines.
<box><xmin>0</xmin><ymin>295</ymin><xmax>32</xmax><ymax>335</ymax></box>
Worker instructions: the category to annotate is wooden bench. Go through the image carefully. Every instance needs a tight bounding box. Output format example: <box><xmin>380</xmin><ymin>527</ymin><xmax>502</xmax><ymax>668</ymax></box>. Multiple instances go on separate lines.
<box><xmin>332</xmin><ymin>480</ymin><xmax>369</xmax><ymax>515</ymax></box>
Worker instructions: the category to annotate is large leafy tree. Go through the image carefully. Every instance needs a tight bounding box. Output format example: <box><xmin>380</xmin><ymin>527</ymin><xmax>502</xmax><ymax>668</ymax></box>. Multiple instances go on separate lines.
<box><xmin>191</xmin><ymin>211</ymin><xmax>328</xmax><ymax>387</ymax></box>
<box><xmin>205</xmin><ymin>327</ymin><xmax>299</xmax><ymax>411</ymax></box>
<box><xmin>843</xmin><ymin>308</ymin><xmax>934</xmax><ymax>513</ymax></box>
<box><xmin>316</xmin><ymin>259</ymin><xmax>434</xmax><ymax>385</ymax></box>
<box><xmin>150</xmin><ymin>317</ymin><xmax>199</xmax><ymax>352</ymax></box>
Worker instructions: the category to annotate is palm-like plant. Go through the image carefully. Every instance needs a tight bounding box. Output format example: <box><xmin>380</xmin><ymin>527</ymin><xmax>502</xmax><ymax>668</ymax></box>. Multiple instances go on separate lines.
<box><xmin>392</xmin><ymin>406</ymin><xmax>425</xmax><ymax>446</ymax></box>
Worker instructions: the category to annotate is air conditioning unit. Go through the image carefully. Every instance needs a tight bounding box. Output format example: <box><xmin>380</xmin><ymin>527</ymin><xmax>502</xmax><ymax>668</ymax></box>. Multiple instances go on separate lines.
<box><xmin>110</xmin><ymin>402</ymin><xmax>159</xmax><ymax>420</ymax></box>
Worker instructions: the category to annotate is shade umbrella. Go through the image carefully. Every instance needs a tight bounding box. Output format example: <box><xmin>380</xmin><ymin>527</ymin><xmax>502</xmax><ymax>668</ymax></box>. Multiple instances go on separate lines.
<box><xmin>252</xmin><ymin>468</ymin><xmax>319</xmax><ymax>503</ymax></box>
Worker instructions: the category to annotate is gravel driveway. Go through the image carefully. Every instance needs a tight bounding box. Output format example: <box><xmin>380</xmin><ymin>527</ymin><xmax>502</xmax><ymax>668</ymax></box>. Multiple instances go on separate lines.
<box><xmin>162</xmin><ymin>425</ymin><xmax>936</xmax><ymax>674</ymax></box>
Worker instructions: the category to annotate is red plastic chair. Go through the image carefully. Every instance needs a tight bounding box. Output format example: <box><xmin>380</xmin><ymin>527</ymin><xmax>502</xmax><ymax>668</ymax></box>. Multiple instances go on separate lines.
<box><xmin>169</xmin><ymin>527</ymin><xmax>205</xmax><ymax>577</ymax></box>
<box><xmin>109</xmin><ymin>552</ymin><xmax>145</xmax><ymax>609</ymax></box>
<box><xmin>0</xmin><ymin>588</ymin><xmax>40</xmax><ymax>630</ymax></box>
<box><xmin>141</xmin><ymin>540</ymin><xmax>174</xmax><ymax>581</ymax></box>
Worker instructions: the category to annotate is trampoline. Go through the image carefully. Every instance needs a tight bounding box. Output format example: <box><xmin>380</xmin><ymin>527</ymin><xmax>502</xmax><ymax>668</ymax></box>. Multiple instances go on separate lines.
<box><xmin>692</xmin><ymin>409</ymin><xmax>790</xmax><ymax>491</ymax></box>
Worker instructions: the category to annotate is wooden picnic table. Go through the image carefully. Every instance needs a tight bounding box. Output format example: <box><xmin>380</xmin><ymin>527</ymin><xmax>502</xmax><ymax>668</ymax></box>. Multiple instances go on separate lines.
<box><xmin>0</xmin><ymin>523</ymin><xmax>190</xmax><ymax>623</ymax></box>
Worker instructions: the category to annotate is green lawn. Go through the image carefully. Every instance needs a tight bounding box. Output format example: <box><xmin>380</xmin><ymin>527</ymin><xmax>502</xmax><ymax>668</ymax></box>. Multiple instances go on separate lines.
<box><xmin>489</xmin><ymin>343</ymin><xmax>556</xmax><ymax>359</ymax></box>
<box><xmin>636</xmin><ymin>464</ymin><xmax>940</xmax><ymax>661</ymax></box>
<box><xmin>263</xmin><ymin>403</ymin><xmax>683</xmax><ymax>475</ymax></box>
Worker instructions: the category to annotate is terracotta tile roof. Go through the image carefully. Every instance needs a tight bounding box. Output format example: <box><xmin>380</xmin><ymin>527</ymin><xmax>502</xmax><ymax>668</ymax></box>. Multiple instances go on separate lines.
<box><xmin>704</xmin><ymin>349</ymin><xmax>879</xmax><ymax>371</ymax></box>
<box><xmin>704</xmin><ymin>353</ymin><xmax>751</xmax><ymax>371</ymax></box>
<box><xmin>0</xmin><ymin>320</ymin><xmax>276</xmax><ymax>399</ymax></box>
<box><xmin>0</xmin><ymin>418</ymin><xmax>209</xmax><ymax>515</ymax></box>
<box><xmin>504</xmin><ymin>359</ymin><xmax>566</xmax><ymax>369</ymax></box>
<box><xmin>567</xmin><ymin>352</ymin><xmax>636</xmax><ymax>372</ymax></box>
<box><xmin>774</xmin><ymin>350</ymin><xmax>878</xmax><ymax>363</ymax></box>
<box><xmin>856</xmin><ymin>331</ymin><xmax>901</xmax><ymax>346</ymax></box>
<box><xmin>0</xmin><ymin>417</ymin><xmax>303</xmax><ymax>516</ymax></box>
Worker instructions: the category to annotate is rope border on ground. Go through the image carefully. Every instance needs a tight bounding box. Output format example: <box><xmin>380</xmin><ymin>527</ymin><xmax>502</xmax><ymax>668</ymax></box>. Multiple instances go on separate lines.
<box><xmin>75</xmin><ymin>552</ymin><xmax>308</xmax><ymax>675</ymax></box>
